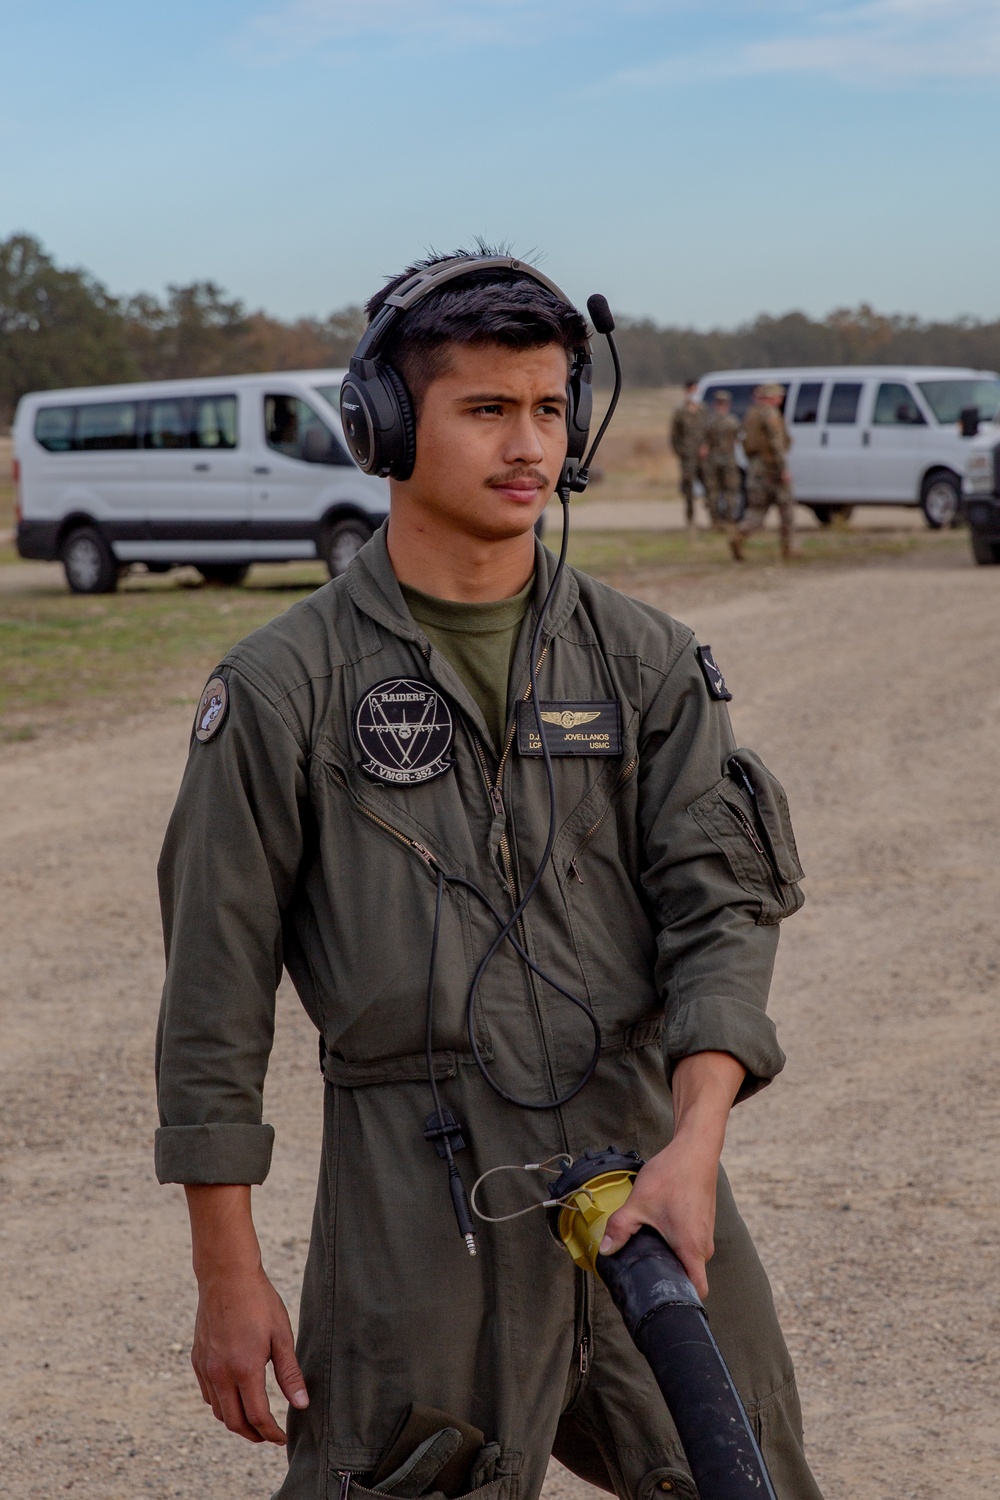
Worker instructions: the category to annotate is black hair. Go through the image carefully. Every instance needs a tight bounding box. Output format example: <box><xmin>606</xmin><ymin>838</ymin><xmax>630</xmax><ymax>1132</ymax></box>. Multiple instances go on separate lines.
<box><xmin>364</xmin><ymin>242</ymin><xmax>589</xmax><ymax>409</ymax></box>
<box><xmin>684</xmin><ymin>377</ymin><xmax>699</xmax><ymax>391</ymax></box>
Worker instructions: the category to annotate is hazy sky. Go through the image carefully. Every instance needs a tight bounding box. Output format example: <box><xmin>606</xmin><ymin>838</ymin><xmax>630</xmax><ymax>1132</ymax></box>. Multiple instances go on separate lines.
<box><xmin>2</xmin><ymin>0</ymin><xmax>998</xmax><ymax>328</ymax></box>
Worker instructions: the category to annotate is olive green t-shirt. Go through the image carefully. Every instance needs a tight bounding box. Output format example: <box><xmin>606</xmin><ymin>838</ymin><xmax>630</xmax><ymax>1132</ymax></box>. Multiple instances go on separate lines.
<box><xmin>399</xmin><ymin>576</ymin><xmax>534</xmax><ymax>753</ymax></box>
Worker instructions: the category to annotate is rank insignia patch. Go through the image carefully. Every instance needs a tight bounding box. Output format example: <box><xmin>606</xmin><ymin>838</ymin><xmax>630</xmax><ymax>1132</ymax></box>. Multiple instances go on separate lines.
<box><xmin>697</xmin><ymin>645</ymin><xmax>733</xmax><ymax>702</ymax></box>
<box><xmin>517</xmin><ymin>700</ymin><xmax>622</xmax><ymax>756</ymax></box>
<box><xmin>353</xmin><ymin>677</ymin><xmax>455</xmax><ymax>785</ymax></box>
<box><xmin>194</xmin><ymin>676</ymin><xmax>229</xmax><ymax>742</ymax></box>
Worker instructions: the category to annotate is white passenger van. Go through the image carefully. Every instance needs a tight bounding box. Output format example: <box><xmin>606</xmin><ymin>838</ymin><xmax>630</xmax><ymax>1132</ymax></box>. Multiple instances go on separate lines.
<box><xmin>695</xmin><ymin>366</ymin><xmax>1000</xmax><ymax>528</ymax></box>
<box><xmin>13</xmin><ymin>370</ymin><xmax>389</xmax><ymax>592</ymax></box>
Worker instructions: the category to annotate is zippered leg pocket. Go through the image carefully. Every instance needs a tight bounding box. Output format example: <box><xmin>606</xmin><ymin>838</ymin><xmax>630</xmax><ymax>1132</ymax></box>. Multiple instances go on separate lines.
<box><xmin>687</xmin><ymin>750</ymin><xmax>804</xmax><ymax>925</ymax></box>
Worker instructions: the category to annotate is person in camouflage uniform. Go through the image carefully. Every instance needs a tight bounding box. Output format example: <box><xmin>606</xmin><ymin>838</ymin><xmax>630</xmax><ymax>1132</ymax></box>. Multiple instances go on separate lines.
<box><xmin>699</xmin><ymin>390</ymin><xmax>742</xmax><ymax>529</ymax></box>
<box><xmin>731</xmin><ymin>384</ymin><xmax>796</xmax><ymax>561</ymax></box>
<box><xmin>668</xmin><ymin>380</ymin><xmax>706</xmax><ymax>533</ymax></box>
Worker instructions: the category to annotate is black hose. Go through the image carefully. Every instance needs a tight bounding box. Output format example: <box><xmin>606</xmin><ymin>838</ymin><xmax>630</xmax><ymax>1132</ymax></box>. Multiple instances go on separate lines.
<box><xmin>596</xmin><ymin>1228</ymin><xmax>777</xmax><ymax>1500</ymax></box>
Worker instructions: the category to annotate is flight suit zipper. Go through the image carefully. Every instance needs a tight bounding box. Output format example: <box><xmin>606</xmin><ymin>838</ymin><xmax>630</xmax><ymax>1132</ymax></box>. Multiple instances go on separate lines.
<box><xmin>472</xmin><ymin>645</ymin><xmax>549</xmax><ymax>911</ymax></box>
<box><xmin>565</xmin><ymin>753</ymin><xmax>638</xmax><ymax>881</ymax></box>
<box><xmin>468</xmin><ymin>646</ymin><xmax>566</xmax><ymax>1108</ymax></box>
<box><xmin>729</xmin><ymin>796</ymin><xmax>786</xmax><ymax>896</ymax></box>
<box><xmin>730</xmin><ymin>802</ymin><xmax>766</xmax><ymax>859</ymax></box>
<box><xmin>570</xmin><ymin>1270</ymin><xmax>592</xmax><ymax>1403</ymax></box>
<box><xmin>329</xmin><ymin>766</ymin><xmax>438</xmax><ymax>869</ymax></box>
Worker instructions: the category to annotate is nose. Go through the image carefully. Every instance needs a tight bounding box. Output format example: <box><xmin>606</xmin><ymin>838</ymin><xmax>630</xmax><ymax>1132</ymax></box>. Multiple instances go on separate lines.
<box><xmin>500</xmin><ymin>407</ymin><xmax>546</xmax><ymax>467</ymax></box>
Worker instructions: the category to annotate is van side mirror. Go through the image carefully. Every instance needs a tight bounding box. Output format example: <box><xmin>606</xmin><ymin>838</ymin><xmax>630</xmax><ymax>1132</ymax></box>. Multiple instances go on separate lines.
<box><xmin>960</xmin><ymin>406</ymin><xmax>980</xmax><ymax>438</ymax></box>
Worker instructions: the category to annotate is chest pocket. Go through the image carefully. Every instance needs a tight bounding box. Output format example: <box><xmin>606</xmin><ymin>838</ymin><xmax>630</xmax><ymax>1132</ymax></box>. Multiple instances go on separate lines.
<box><xmin>687</xmin><ymin>748</ymin><xmax>804</xmax><ymax>926</ymax></box>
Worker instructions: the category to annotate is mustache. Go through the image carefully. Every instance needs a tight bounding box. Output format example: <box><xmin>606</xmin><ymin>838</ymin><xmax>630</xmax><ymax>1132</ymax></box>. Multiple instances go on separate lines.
<box><xmin>486</xmin><ymin>466</ymin><xmax>550</xmax><ymax>488</ymax></box>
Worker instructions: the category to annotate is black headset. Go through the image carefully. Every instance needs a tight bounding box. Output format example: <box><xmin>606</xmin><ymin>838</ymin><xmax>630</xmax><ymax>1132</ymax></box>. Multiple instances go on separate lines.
<box><xmin>339</xmin><ymin>255</ymin><xmax>595</xmax><ymax>490</ymax></box>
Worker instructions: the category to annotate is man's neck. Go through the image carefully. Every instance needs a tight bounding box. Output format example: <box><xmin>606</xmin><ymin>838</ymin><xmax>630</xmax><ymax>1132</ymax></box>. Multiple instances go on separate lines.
<box><xmin>386</xmin><ymin>508</ymin><xmax>536</xmax><ymax>602</ymax></box>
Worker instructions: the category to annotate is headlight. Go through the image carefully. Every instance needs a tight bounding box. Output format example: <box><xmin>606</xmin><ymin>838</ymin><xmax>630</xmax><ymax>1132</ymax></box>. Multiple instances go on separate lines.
<box><xmin>964</xmin><ymin>452</ymin><xmax>996</xmax><ymax>495</ymax></box>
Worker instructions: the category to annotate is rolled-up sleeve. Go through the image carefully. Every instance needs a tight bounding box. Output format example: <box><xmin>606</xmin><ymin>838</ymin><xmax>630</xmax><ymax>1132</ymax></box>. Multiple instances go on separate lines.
<box><xmin>154</xmin><ymin>665</ymin><xmax>308</xmax><ymax>1184</ymax></box>
<box><xmin>637</xmin><ymin>641</ymin><xmax>790</xmax><ymax>1100</ymax></box>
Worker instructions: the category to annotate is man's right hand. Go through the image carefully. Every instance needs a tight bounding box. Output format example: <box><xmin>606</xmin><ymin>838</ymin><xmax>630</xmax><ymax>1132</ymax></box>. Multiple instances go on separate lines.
<box><xmin>185</xmin><ymin>1184</ymin><xmax>309</xmax><ymax>1444</ymax></box>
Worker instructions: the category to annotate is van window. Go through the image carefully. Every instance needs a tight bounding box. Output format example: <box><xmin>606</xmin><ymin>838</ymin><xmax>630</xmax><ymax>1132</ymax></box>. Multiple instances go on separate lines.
<box><xmin>76</xmin><ymin>401</ymin><xmax>138</xmax><ymax>450</ymax></box>
<box><xmin>826</xmin><ymin>383</ymin><xmax>862</xmax><ymax>424</ymax></box>
<box><xmin>873</xmin><ymin>383</ymin><xmax>926</xmax><ymax>426</ymax></box>
<box><xmin>34</xmin><ymin>406</ymin><xmax>76</xmax><ymax>452</ymax></box>
<box><xmin>702</xmin><ymin>383</ymin><xmax>760</xmax><ymax>420</ymax></box>
<box><xmin>916</xmin><ymin>378</ymin><xmax>1000</xmax><ymax>425</ymax></box>
<box><xmin>265</xmin><ymin>394</ymin><xmax>349</xmax><ymax>464</ymax></box>
<box><xmin>793</xmin><ymin>382</ymin><xmax>824</xmax><ymax>424</ymax></box>
<box><xmin>144</xmin><ymin>397</ymin><xmax>189</xmax><ymax>449</ymax></box>
<box><xmin>192</xmin><ymin>394</ymin><xmax>238</xmax><ymax>449</ymax></box>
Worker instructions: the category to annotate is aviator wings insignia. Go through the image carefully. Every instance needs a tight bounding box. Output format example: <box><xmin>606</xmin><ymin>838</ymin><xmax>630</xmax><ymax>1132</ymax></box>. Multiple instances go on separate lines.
<box><xmin>540</xmin><ymin>710</ymin><xmax>602</xmax><ymax>730</ymax></box>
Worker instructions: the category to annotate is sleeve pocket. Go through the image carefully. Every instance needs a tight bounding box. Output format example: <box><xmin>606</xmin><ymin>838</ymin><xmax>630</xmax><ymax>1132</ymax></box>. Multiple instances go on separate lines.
<box><xmin>687</xmin><ymin>748</ymin><xmax>805</xmax><ymax>926</ymax></box>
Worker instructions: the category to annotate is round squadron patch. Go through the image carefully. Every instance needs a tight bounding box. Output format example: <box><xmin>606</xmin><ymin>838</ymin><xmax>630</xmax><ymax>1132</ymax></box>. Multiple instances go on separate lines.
<box><xmin>353</xmin><ymin>677</ymin><xmax>454</xmax><ymax>785</ymax></box>
<box><xmin>194</xmin><ymin>676</ymin><xmax>229</xmax><ymax>742</ymax></box>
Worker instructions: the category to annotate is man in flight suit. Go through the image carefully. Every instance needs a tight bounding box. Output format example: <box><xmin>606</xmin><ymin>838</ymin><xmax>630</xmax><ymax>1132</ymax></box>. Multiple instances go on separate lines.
<box><xmin>155</xmin><ymin>254</ymin><xmax>825</xmax><ymax>1500</ymax></box>
<box><xmin>699</xmin><ymin>390</ymin><xmax>742</xmax><ymax>530</ymax></box>
<box><xmin>730</xmin><ymin>385</ymin><xmax>796</xmax><ymax>562</ymax></box>
<box><xmin>668</xmin><ymin>381</ymin><xmax>706</xmax><ymax>535</ymax></box>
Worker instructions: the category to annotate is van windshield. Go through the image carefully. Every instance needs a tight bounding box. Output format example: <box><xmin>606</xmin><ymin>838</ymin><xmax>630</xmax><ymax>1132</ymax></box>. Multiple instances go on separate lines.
<box><xmin>916</xmin><ymin>379</ymin><xmax>1000</xmax><ymax>424</ymax></box>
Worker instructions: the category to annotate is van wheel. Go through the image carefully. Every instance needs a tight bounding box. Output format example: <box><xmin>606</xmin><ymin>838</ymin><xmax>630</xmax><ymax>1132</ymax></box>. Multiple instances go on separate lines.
<box><xmin>197</xmin><ymin>565</ymin><xmax>250</xmax><ymax>587</ymax></box>
<box><xmin>62</xmin><ymin>526</ymin><xmax>120</xmax><ymax>594</ymax></box>
<box><xmin>971</xmin><ymin>532</ymin><xmax>1000</xmax><ymax>565</ymax></box>
<box><xmin>809</xmin><ymin>505</ymin><xmax>834</xmax><ymax>526</ymax></box>
<box><xmin>921</xmin><ymin>473</ymin><xmax>960</xmax><ymax>529</ymax></box>
<box><xmin>322</xmin><ymin>517</ymin><xmax>372</xmax><ymax>578</ymax></box>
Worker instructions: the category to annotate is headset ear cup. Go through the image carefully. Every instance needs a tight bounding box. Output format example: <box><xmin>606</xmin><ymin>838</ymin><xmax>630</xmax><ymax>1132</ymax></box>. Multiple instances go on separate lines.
<box><xmin>381</xmin><ymin>364</ymin><xmax>418</xmax><ymax>481</ymax></box>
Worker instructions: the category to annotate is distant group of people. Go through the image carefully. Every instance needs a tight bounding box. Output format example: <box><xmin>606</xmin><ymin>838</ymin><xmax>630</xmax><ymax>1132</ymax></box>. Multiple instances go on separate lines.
<box><xmin>669</xmin><ymin>380</ymin><xmax>796</xmax><ymax>560</ymax></box>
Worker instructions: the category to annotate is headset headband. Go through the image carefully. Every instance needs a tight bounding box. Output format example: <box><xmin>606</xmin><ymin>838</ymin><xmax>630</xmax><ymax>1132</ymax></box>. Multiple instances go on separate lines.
<box><xmin>352</xmin><ymin>256</ymin><xmax>586</xmax><ymax>366</ymax></box>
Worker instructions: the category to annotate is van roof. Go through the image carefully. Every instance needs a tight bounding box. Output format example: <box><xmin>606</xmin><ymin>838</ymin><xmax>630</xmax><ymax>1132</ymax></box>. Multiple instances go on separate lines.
<box><xmin>15</xmin><ymin>369</ymin><xmax>349</xmax><ymax>407</ymax></box>
<box><xmin>698</xmin><ymin>365</ymin><xmax>999</xmax><ymax>382</ymax></box>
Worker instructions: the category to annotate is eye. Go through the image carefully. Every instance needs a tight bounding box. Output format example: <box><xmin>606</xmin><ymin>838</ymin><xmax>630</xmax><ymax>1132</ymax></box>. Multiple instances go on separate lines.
<box><xmin>536</xmin><ymin>403</ymin><xmax>563</xmax><ymax>418</ymax></box>
<box><xmin>471</xmin><ymin>403</ymin><xmax>504</xmax><ymax>417</ymax></box>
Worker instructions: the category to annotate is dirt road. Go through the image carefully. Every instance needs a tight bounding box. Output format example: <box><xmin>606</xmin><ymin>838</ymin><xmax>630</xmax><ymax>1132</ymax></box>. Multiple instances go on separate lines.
<box><xmin>2</xmin><ymin>547</ymin><xmax>999</xmax><ymax>1500</ymax></box>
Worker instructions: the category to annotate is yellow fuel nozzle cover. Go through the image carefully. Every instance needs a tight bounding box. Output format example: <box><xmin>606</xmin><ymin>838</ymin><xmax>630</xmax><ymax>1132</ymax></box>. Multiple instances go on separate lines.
<box><xmin>552</xmin><ymin>1161</ymin><xmax>639</xmax><ymax>1273</ymax></box>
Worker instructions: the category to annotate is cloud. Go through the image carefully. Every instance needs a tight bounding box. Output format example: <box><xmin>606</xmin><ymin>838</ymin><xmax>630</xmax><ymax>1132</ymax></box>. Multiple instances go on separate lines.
<box><xmin>601</xmin><ymin>0</ymin><xmax>1000</xmax><ymax>87</ymax></box>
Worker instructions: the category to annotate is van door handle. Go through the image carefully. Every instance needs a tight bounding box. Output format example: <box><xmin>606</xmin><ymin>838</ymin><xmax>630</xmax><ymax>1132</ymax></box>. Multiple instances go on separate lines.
<box><xmin>193</xmin><ymin>462</ymin><xmax>211</xmax><ymax>472</ymax></box>
<box><xmin>820</xmin><ymin>432</ymin><xmax>828</xmax><ymax>447</ymax></box>
<box><xmin>254</xmin><ymin>465</ymin><xmax>270</xmax><ymax>475</ymax></box>
<box><xmin>862</xmin><ymin>431</ymin><xmax>870</xmax><ymax>447</ymax></box>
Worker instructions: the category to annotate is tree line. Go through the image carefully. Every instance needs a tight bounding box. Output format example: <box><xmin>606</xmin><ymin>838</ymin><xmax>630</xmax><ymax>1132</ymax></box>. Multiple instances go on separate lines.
<box><xmin>2</xmin><ymin>232</ymin><xmax>999</xmax><ymax>426</ymax></box>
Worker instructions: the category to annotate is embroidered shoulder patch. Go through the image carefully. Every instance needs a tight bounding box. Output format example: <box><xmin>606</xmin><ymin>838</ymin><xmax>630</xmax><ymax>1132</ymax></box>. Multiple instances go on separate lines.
<box><xmin>696</xmin><ymin>646</ymin><xmax>732</xmax><ymax>702</ymax></box>
<box><xmin>517</xmin><ymin>700</ymin><xmax>622</xmax><ymax>756</ymax></box>
<box><xmin>194</xmin><ymin>676</ymin><xmax>229</xmax><ymax>742</ymax></box>
<box><xmin>353</xmin><ymin>677</ymin><xmax>455</xmax><ymax>785</ymax></box>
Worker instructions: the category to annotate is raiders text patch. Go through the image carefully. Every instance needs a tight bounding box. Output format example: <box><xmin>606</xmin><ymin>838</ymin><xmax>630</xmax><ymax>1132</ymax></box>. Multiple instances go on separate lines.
<box><xmin>195</xmin><ymin>676</ymin><xmax>229</xmax><ymax>743</ymax></box>
<box><xmin>696</xmin><ymin>646</ymin><xmax>732</xmax><ymax>702</ymax></box>
<box><xmin>517</xmin><ymin>700</ymin><xmax>622</xmax><ymax>757</ymax></box>
<box><xmin>353</xmin><ymin>677</ymin><xmax>454</xmax><ymax>785</ymax></box>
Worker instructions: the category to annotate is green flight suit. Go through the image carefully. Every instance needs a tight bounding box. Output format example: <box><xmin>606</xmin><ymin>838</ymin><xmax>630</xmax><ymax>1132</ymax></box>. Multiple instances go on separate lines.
<box><xmin>155</xmin><ymin>526</ymin><xmax>823</xmax><ymax>1500</ymax></box>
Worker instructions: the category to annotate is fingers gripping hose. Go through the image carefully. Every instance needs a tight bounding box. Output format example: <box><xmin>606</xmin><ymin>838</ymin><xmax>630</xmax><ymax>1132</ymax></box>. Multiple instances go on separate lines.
<box><xmin>548</xmin><ymin>1150</ymin><xmax>778</xmax><ymax>1500</ymax></box>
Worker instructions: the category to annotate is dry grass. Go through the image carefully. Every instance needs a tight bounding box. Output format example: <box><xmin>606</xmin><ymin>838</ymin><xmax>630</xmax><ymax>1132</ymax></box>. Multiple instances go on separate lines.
<box><xmin>587</xmin><ymin>386</ymin><xmax>684</xmax><ymax>501</ymax></box>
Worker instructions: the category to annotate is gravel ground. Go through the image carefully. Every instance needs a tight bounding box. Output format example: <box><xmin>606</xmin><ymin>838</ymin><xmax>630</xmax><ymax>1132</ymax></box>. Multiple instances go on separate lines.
<box><xmin>1</xmin><ymin>545</ymin><xmax>998</xmax><ymax>1500</ymax></box>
